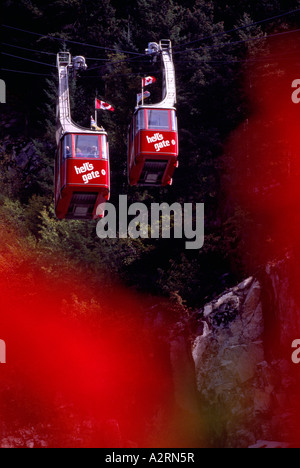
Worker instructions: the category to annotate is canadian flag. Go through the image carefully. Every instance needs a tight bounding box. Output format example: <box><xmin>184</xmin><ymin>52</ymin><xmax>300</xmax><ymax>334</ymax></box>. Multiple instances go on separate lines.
<box><xmin>142</xmin><ymin>76</ymin><xmax>156</xmax><ymax>87</ymax></box>
<box><xmin>95</xmin><ymin>99</ymin><xmax>115</xmax><ymax>112</ymax></box>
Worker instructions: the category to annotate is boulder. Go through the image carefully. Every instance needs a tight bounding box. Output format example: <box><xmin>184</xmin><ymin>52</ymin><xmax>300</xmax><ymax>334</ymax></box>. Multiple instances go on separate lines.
<box><xmin>192</xmin><ymin>270</ymin><xmax>296</xmax><ymax>447</ymax></box>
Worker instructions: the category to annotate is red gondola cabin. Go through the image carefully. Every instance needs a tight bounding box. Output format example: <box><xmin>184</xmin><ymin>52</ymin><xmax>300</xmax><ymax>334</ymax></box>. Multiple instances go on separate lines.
<box><xmin>55</xmin><ymin>132</ymin><xmax>110</xmax><ymax>220</ymax></box>
<box><xmin>128</xmin><ymin>107</ymin><xmax>178</xmax><ymax>186</ymax></box>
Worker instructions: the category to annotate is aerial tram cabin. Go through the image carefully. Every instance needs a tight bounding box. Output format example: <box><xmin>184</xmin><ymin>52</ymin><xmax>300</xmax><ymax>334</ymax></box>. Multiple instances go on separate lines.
<box><xmin>128</xmin><ymin>40</ymin><xmax>178</xmax><ymax>187</ymax></box>
<box><xmin>55</xmin><ymin>131</ymin><xmax>110</xmax><ymax>220</ymax></box>
<box><xmin>128</xmin><ymin>106</ymin><xmax>178</xmax><ymax>186</ymax></box>
<box><xmin>55</xmin><ymin>52</ymin><xmax>110</xmax><ymax>220</ymax></box>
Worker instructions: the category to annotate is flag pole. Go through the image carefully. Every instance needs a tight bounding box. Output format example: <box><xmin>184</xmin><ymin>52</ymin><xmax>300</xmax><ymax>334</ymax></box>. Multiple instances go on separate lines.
<box><xmin>95</xmin><ymin>91</ymin><xmax>98</xmax><ymax>127</ymax></box>
<box><xmin>142</xmin><ymin>78</ymin><xmax>144</xmax><ymax>106</ymax></box>
<box><xmin>95</xmin><ymin>99</ymin><xmax>98</xmax><ymax>127</ymax></box>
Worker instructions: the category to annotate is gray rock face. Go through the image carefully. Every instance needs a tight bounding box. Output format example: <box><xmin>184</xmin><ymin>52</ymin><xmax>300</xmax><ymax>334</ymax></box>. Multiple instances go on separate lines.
<box><xmin>192</xmin><ymin>262</ymin><xmax>300</xmax><ymax>448</ymax></box>
<box><xmin>1</xmin><ymin>140</ymin><xmax>41</xmax><ymax>173</ymax></box>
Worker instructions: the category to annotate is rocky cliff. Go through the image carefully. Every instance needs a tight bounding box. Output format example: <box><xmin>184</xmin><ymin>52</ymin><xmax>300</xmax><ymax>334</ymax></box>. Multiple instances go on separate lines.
<box><xmin>191</xmin><ymin>254</ymin><xmax>300</xmax><ymax>448</ymax></box>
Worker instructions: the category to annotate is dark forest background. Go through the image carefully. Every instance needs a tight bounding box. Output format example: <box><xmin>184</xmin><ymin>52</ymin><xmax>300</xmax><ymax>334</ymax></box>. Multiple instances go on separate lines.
<box><xmin>1</xmin><ymin>0</ymin><xmax>300</xmax><ymax>307</ymax></box>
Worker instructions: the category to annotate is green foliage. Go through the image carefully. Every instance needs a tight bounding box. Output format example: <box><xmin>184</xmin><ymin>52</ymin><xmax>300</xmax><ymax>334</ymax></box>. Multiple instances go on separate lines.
<box><xmin>0</xmin><ymin>149</ymin><xmax>22</xmax><ymax>198</ymax></box>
